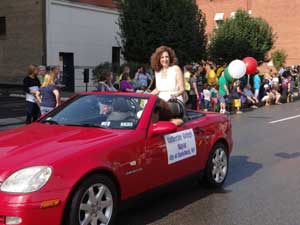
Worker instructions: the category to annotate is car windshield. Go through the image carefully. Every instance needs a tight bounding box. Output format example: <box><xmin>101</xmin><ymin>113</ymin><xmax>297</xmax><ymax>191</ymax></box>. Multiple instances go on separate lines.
<box><xmin>40</xmin><ymin>94</ymin><xmax>149</xmax><ymax>129</ymax></box>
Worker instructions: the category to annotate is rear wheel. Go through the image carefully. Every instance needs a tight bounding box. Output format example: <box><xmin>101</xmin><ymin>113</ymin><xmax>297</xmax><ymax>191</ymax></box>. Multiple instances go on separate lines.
<box><xmin>204</xmin><ymin>143</ymin><xmax>228</xmax><ymax>188</ymax></box>
<box><xmin>67</xmin><ymin>174</ymin><xmax>118</xmax><ymax>225</ymax></box>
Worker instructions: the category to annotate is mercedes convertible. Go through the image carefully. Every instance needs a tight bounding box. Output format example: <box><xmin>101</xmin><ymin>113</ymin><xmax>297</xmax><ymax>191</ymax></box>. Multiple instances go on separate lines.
<box><xmin>0</xmin><ymin>92</ymin><xmax>232</xmax><ymax>225</ymax></box>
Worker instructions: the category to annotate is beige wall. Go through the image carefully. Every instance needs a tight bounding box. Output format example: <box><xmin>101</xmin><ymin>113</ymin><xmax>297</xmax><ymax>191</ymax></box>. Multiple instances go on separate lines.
<box><xmin>197</xmin><ymin>0</ymin><xmax>300</xmax><ymax>65</ymax></box>
<box><xmin>0</xmin><ymin>0</ymin><xmax>44</xmax><ymax>84</ymax></box>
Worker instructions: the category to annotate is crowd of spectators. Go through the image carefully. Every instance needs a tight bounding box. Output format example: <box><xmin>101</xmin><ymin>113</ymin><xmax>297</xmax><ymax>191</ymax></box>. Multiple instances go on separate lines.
<box><xmin>182</xmin><ymin>63</ymin><xmax>300</xmax><ymax>114</ymax></box>
<box><xmin>94</xmin><ymin>63</ymin><xmax>300</xmax><ymax>114</ymax></box>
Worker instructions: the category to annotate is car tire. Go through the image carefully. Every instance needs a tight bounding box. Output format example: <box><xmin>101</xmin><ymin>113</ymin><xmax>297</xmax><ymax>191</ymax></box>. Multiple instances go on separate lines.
<box><xmin>203</xmin><ymin>143</ymin><xmax>228</xmax><ymax>188</ymax></box>
<box><xmin>67</xmin><ymin>174</ymin><xmax>118</xmax><ymax>225</ymax></box>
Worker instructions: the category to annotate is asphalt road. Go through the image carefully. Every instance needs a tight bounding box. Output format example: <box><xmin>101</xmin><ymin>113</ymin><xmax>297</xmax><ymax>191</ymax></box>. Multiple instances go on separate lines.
<box><xmin>1</xmin><ymin>97</ymin><xmax>300</xmax><ymax>225</ymax></box>
<box><xmin>0</xmin><ymin>96</ymin><xmax>26</xmax><ymax>130</ymax></box>
<box><xmin>116</xmin><ymin>101</ymin><xmax>300</xmax><ymax>225</ymax></box>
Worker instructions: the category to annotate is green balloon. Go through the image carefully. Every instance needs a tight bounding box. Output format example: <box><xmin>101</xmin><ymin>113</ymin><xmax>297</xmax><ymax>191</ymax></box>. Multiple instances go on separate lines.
<box><xmin>224</xmin><ymin>67</ymin><xmax>233</xmax><ymax>83</ymax></box>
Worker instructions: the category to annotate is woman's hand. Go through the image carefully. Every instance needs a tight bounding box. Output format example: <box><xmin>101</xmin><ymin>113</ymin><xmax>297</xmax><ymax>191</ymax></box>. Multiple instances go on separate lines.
<box><xmin>151</xmin><ymin>88</ymin><xmax>159</xmax><ymax>95</ymax></box>
<box><xmin>170</xmin><ymin>94</ymin><xmax>177</xmax><ymax>100</ymax></box>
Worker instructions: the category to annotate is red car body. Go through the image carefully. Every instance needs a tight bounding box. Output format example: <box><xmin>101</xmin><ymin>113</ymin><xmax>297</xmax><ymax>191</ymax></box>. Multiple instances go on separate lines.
<box><xmin>0</xmin><ymin>93</ymin><xmax>232</xmax><ymax>225</ymax></box>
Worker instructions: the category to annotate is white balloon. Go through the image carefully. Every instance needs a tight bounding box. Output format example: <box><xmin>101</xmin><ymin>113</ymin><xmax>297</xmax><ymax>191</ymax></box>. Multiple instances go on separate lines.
<box><xmin>228</xmin><ymin>60</ymin><xmax>246</xmax><ymax>79</ymax></box>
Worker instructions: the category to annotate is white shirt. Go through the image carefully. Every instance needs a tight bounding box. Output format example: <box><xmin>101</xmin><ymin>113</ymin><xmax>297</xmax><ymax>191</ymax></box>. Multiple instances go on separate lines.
<box><xmin>26</xmin><ymin>86</ymin><xmax>39</xmax><ymax>103</ymax></box>
<box><xmin>155</xmin><ymin>66</ymin><xmax>183</xmax><ymax>102</ymax></box>
<box><xmin>203</xmin><ymin>89</ymin><xmax>211</xmax><ymax>101</ymax></box>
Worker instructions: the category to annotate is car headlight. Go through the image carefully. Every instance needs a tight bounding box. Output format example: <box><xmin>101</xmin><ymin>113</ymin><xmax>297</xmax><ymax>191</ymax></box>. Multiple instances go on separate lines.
<box><xmin>0</xmin><ymin>166</ymin><xmax>52</xmax><ymax>193</ymax></box>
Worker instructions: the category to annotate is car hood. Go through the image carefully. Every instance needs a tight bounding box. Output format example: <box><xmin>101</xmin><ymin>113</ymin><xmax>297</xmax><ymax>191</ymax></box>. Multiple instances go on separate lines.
<box><xmin>0</xmin><ymin>123</ymin><xmax>123</xmax><ymax>169</ymax></box>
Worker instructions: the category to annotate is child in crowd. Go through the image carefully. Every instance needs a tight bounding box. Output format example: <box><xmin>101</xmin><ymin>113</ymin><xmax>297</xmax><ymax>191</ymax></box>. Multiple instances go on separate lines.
<box><xmin>231</xmin><ymin>80</ymin><xmax>243</xmax><ymax>114</ymax></box>
<box><xmin>203</xmin><ymin>83</ymin><xmax>211</xmax><ymax>111</ymax></box>
<box><xmin>210</xmin><ymin>85</ymin><xmax>218</xmax><ymax>112</ymax></box>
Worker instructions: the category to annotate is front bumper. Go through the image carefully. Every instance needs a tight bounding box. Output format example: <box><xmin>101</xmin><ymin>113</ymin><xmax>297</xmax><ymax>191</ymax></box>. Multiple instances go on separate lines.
<box><xmin>0</xmin><ymin>189</ymin><xmax>69</xmax><ymax>225</ymax></box>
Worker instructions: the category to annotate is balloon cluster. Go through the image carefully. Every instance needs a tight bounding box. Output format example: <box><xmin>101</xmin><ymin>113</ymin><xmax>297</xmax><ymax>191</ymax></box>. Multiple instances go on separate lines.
<box><xmin>223</xmin><ymin>57</ymin><xmax>257</xmax><ymax>82</ymax></box>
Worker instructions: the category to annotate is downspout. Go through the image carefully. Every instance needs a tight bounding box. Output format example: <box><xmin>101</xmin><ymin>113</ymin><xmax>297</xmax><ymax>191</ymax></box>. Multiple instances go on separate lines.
<box><xmin>42</xmin><ymin>0</ymin><xmax>47</xmax><ymax>65</ymax></box>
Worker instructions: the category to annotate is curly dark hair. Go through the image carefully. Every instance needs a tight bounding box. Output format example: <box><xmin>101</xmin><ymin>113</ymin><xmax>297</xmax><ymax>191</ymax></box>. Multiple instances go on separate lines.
<box><xmin>150</xmin><ymin>46</ymin><xmax>177</xmax><ymax>72</ymax></box>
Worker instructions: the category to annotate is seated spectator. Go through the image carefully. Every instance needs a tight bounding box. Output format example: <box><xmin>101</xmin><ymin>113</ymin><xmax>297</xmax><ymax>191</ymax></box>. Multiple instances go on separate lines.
<box><xmin>271</xmin><ymin>73</ymin><xmax>279</xmax><ymax>87</ymax></box>
<box><xmin>260</xmin><ymin>84</ymin><xmax>273</xmax><ymax>106</ymax></box>
<box><xmin>271</xmin><ymin>85</ymin><xmax>281</xmax><ymax>105</ymax></box>
<box><xmin>120</xmin><ymin>72</ymin><xmax>134</xmax><ymax>92</ymax></box>
<box><xmin>243</xmin><ymin>84</ymin><xmax>258</xmax><ymax>108</ymax></box>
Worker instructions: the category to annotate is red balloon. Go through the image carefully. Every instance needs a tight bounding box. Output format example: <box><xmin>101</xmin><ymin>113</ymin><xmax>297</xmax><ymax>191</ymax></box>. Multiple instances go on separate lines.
<box><xmin>243</xmin><ymin>57</ymin><xmax>257</xmax><ymax>75</ymax></box>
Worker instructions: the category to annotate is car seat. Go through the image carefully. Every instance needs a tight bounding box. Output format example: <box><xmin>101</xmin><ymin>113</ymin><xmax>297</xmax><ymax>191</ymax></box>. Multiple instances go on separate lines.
<box><xmin>167</xmin><ymin>99</ymin><xmax>187</xmax><ymax>122</ymax></box>
<box><xmin>107</xmin><ymin>98</ymin><xmax>133</xmax><ymax>121</ymax></box>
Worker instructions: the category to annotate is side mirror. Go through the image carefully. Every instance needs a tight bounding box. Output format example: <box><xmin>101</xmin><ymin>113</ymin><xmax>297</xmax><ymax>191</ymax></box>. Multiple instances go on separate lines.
<box><xmin>152</xmin><ymin>121</ymin><xmax>177</xmax><ymax>135</ymax></box>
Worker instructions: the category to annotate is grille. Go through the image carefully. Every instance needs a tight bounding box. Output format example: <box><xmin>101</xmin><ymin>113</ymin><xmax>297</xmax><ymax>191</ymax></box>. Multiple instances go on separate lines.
<box><xmin>0</xmin><ymin>215</ymin><xmax>5</xmax><ymax>225</ymax></box>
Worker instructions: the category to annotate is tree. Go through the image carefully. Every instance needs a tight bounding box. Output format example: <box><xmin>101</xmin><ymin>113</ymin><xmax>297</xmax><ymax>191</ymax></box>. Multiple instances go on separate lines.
<box><xmin>117</xmin><ymin>0</ymin><xmax>207</xmax><ymax>66</ymax></box>
<box><xmin>208</xmin><ymin>10</ymin><xmax>275</xmax><ymax>65</ymax></box>
<box><xmin>271</xmin><ymin>49</ymin><xmax>287</xmax><ymax>70</ymax></box>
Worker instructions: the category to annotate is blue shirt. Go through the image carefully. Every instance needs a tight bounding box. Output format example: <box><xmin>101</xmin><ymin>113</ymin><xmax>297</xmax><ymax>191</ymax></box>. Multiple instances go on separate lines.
<box><xmin>40</xmin><ymin>85</ymin><xmax>57</xmax><ymax>107</ymax></box>
<box><xmin>135</xmin><ymin>73</ymin><xmax>151</xmax><ymax>88</ymax></box>
<box><xmin>253</xmin><ymin>74</ymin><xmax>261</xmax><ymax>90</ymax></box>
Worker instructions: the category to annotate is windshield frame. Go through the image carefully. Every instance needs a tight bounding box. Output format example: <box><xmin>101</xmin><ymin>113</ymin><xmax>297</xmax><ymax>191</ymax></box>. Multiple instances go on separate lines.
<box><xmin>39</xmin><ymin>93</ymin><xmax>150</xmax><ymax>130</ymax></box>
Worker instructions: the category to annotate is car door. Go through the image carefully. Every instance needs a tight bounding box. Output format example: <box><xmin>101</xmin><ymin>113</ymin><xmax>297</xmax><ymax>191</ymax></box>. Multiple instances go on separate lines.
<box><xmin>144</xmin><ymin>119</ymin><xmax>208</xmax><ymax>188</ymax></box>
<box><xmin>164</xmin><ymin>119</ymin><xmax>208</xmax><ymax>180</ymax></box>
<box><xmin>144</xmin><ymin>123</ymin><xmax>173</xmax><ymax>189</ymax></box>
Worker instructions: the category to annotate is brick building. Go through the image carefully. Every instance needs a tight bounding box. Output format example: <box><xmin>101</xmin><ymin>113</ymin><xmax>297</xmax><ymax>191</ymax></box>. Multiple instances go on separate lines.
<box><xmin>0</xmin><ymin>0</ymin><xmax>119</xmax><ymax>92</ymax></box>
<box><xmin>0</xmin><ymin>0</ymin><xmax>45</xmax><ymax>85</ymax></box>
<box><xmin>197</xmin><ymin>0</ymin><xmax>300</xmax><ymax>65</ymax></box>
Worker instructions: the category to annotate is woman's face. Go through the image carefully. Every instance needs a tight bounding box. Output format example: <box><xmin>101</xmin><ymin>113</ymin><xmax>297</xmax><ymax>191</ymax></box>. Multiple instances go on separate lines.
<box><xmin>34</xmin><ymin>67</ymin><xmax>39</xmax><ymax>75</ymax></box>
<box><xmin>160</xmin><ymin>51</ymin><xmax>170</xmax><ymax>68</ymax></box>
<box><xmin>106</xmin><ymin>73</ymin><xmax>113</xmax><ymax>82</ymax></box>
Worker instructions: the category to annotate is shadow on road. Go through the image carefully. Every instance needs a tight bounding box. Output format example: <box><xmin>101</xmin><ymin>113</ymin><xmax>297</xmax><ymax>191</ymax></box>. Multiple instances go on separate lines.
<box><xmin>225</xmin><ymin>155</ymin><xmax>263</xmax><ymax>187</ymax></box>
<box><xmin>116</xmin><ymin>155</ymin><xmax>262</xmax><ymax>225</ymax></box>
<box><xmin>117</xmin><ymin>179</ymin><xmax>228</xmax><ymax>225</ymax></box>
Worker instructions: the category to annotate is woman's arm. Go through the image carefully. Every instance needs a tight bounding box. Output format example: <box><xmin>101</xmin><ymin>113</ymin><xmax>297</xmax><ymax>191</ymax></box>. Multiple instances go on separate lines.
<box><xmin>134</xmin><ymin>72</ymin><xmax>139</xmax><ymax>80</ymax></box>
<box><xmin>224</xmin><ymin>84</ymin><xmax>229</xmax><ymax>96</ymax></box>
<box><xmin>36</xmin><ymin>91</ymin><xmax>42</xmax><ymax>104</ymax></box>
<box><xmin>151</xmin><ymin>88</ymin><xmax>159</xmax><ymax>95</ymax></box>
<box><xmin>174</xmin><ymin>65</ymin><xmax>184</xmax><ymax>97</ymax></box>
<box><xmin>53</xmin><ymin>89</ymin><xmax>61</xmax><ymax>107</ymax></box>
<box><xmin>192</xmin><ymin>80</ymin><xmax>199</xmax><ymax>99</ymax></box>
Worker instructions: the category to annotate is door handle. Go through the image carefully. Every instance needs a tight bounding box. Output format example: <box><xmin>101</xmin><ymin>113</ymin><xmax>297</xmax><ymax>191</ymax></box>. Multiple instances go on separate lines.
<box><xmin>194</xmin><ymin>127</ymin><xmax>205</xmax><ymax>134</ymax></box>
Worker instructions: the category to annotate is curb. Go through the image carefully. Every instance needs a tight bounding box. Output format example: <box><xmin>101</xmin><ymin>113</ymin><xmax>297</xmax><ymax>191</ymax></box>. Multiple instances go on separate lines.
<box><xmin>6</xmin><ymin>93</ymin><xmax>69</xmax><ymax>101</ymax></box>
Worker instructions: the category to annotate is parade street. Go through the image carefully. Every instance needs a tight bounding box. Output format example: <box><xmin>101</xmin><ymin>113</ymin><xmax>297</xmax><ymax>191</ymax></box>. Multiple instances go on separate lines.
<box><xmin>118</xmin><ymin>102</ymin><xmax>300</xmax><ymax>225</ymax></box>
<box><xmin>1</xmin><ymin>96</ymin><xmax>300</xmax><ymax>225</ymax></box>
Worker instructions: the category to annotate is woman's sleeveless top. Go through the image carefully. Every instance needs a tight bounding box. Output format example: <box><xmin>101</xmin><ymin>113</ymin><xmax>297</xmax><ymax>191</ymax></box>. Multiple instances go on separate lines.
<box><xmin>155</xmin><ymin>66</ymin><xmax>183</xmax><ymax>102</ymax></box>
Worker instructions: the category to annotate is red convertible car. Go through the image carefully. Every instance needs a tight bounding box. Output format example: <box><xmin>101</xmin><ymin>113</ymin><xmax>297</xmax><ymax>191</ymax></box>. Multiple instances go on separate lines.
<box><xmin>0</xmin><ymin>92</ymin><xmax>232</xmax><ymax>225</ymax></box>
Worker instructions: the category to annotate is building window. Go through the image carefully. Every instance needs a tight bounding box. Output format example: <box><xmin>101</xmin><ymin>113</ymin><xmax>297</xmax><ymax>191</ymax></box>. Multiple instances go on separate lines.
<box><xmin>0</xmin><ymin>17</ymin><xmax>6</xmax><ymax>35</ymax></box>
<box><xmin>214</xmin><ymin>13</ymin><xmax>224</xmax><ymax>28</ymax></box>
<box><xmin>230</xmin><ymin>12</ymin><xmax>236</xmax><ymax>18</ymax></box>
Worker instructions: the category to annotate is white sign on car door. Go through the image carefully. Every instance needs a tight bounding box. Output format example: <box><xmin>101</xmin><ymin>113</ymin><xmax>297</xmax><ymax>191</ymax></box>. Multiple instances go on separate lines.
<box><xmin>164</xmin><ymin>129</ymin><xmax>197</xmax><ymax>165</ymax></box>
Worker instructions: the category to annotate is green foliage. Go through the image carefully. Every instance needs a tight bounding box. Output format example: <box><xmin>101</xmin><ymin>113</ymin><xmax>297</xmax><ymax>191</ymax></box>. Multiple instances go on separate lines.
<box><xmin>208</xmin><ymin>10</ymin><xmax>275</xmax><ymax>64</ymax></box>
<box><xmin>271</xmin><ymin>49</ymin><xmax>287</xmax><ymax>70</ymax></box>
<box><xmin>92</xmin><ymin>62</ymin><xmax>112</xmax><ymax>82</ymax></box>
<box><xmin>117</xmin><ymin>0</ymin><xmax>207</xmax><ymax>66</ymax></box>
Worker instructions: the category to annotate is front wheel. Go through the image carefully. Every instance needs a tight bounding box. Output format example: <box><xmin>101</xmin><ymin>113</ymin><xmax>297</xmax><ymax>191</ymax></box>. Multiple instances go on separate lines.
<box><xmin>204</xmin><ymin>143</ymin><xmax>229</xmax><ymax>188</ymax></box>
<box><xmin>67</xmin><ymin>174</ymin><xmax>118</xmax><ymax>225</ymax></box>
